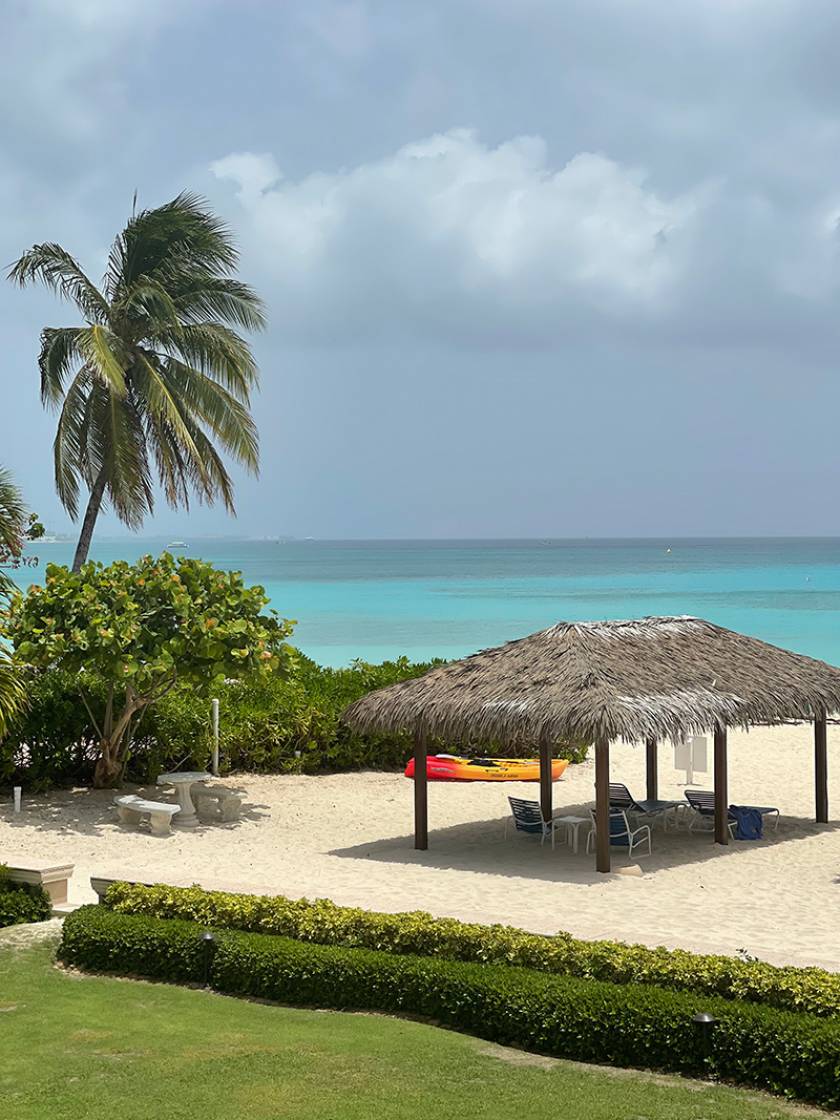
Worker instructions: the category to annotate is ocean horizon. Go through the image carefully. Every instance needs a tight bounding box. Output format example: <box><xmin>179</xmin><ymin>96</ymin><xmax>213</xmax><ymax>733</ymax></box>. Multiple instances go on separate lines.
<box><xmin>14</xmin><ymin>536</ymin><xmax>840</xmax><ymax>669</ymax></box>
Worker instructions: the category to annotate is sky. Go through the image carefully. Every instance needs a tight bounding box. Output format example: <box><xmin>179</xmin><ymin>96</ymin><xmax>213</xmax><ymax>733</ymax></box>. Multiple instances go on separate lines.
<box><xmin>3</xmin><ymin>0</ymin><xmax>840</xmax><ymax>539</ymax></box>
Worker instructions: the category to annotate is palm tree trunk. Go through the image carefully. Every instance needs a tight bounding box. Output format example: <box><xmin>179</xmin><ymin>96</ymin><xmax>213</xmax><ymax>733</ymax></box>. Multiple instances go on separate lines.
<box><xmin>72</xmin><ymin>468</ymin><xmax>107</xmax><ymax>572</ymax></box>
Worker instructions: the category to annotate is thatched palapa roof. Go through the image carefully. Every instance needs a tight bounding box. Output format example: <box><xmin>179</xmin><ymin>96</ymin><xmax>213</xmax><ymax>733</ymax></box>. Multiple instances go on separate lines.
<box><xmin>342</xmin><ymin>616</ymin><xmax>840</xmax><ymax>745</ymax></box>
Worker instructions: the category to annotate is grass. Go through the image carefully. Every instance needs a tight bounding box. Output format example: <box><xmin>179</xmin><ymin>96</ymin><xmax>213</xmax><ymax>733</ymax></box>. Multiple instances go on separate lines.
<box><xmin>0</xmin><ymin>926</ymin><xmax>821</xmax><ymax>1120</ymax></box>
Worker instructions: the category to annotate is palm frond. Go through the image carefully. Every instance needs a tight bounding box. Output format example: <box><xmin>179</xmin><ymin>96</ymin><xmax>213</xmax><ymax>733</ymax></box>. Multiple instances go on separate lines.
<box><xmin>130</xmin><ymin>352</ymin><xmax>212</xmax><ymax>489</ymax></box>
<box><xmin>101</xmin><ymin>387</ymin><xmax>154</xmax><ymax>528</ymax></box>
<box><xmin>76</xmin><ymin>325</ymin><xmax>128</xmax><ymax>396</ymax></box>
<box><xmin>174</xmin><ymin>414</ymin><xmax>237</xmax><ymax>512</ymax></box>
<box><xmin>110</xmin><ymin>277</ymin><xmax>183</xmax><ymax>337</ymax></box>
<box><xmin>0</xmin><ymin>467</ymin><xmax>28</xmax><ymax>556</ymax></box>
<box><xmin>153</xmin><ymin>323</ymin><xmax>258</xmax><ymax>398</ymax></box>
<box><xmin>155</xmin><ymin>273</ymin><xmax>266</xmax><ymax>331</ymax></box>
<box><xmin>161</xmin><ymin>358</ymin><xmax>259</xmax><ymax>471</ymax></box>
<box><xmin>134</xmin><ymin>358</ymin><xmax>251</xmax><ymax>511</ymax></box>
<box><xmin>57</xmin><ymin>377</ymin><xmax>153</xmax><ymax>529</ymax></box>
<box><xmin>8</xmin><ymin>244</ymin><xmax>109</xmax><ymax>323</ymax></box>
<box><xmin>143</xmin><ymin>405</ymin><xmax>191</xmax><ymax>508</ymax></box>
<box><xmin>105</xmin><ymin>192</ymin><xmax>240</xmax><ymax>297</ymax></box>
<box><xmin>53</xmin><ymin>369</ymin><xmax>94</xmax><ymax>519</ymax></box>
<box><xmin>0</xmin><ymin>649</ymin><xmax>27</xmax><ymax>738</ymax></box>
<box><xmin>38</xmin><ymin>327</ymin><xmax>84</xmax><ymax>407</ymax></box>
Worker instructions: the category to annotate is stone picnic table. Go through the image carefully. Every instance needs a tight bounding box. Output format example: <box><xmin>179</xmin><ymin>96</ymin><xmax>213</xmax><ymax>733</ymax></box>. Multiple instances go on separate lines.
<box><xmin>156</xmin><ymin>770</ymin><xmax>212</xmax><ymax>829</ymax></box>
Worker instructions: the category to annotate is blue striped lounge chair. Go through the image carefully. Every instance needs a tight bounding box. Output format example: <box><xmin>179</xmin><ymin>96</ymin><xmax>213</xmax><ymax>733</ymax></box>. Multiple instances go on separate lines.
<box><xmin>505</xmin><ymin>797</ymin><xmax>562</xmax><ymax>848</ymax></box>
<box><xmin>609</xmin><ymin>782</ymin><xmax>682</xmax><ymax>829</ymax></box>
<box><xmin>684</xmin><ymin>789</ymin><xmax>779</xmax><ymax>833</ymax></box>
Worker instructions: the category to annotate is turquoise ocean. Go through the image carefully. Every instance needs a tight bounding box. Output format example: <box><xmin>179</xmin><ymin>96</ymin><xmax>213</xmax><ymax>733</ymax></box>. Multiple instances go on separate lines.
<box><xmin>15</xmin><ymin>537</ymin><xmax>840</xmax><ymax>668</ymax></box>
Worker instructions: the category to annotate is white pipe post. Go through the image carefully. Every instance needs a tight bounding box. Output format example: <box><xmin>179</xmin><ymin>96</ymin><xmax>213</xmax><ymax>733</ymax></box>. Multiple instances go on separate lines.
<box><xmin>211</xmin><ymin>698</ymin><xmax>220</xmax><ymax>776</ymax></box>
<box><xmin>13</xmin><ymin>786</ymin><xmax>21</xmax><ymax>813</ymax></box>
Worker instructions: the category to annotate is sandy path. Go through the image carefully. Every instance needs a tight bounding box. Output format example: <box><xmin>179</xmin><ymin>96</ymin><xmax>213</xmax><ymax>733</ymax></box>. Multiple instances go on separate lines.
<box><xmin>2</xmin><ymin>723</ymin><xmax>839</xmax><ymax>969</ymax></box>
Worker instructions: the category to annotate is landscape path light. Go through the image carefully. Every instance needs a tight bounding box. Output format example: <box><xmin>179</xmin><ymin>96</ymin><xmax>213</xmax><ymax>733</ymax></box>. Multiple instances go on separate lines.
<box><xmin>692</xmin><ymin>1011</ymin><xmax>718</xmax><ymax>1069</ymax></box>
<box><xmin>200</xmin><ymin>931</ymin><xmax>217</xmax><ymax>988</ymax></box>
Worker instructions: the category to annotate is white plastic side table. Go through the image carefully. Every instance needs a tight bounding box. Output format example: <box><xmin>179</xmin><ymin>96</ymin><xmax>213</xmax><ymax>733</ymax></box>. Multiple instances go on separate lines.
<box><xmin>554</xmin><ymin>814</ymin><xmax>590</xmax><ymax>854</ymax></box>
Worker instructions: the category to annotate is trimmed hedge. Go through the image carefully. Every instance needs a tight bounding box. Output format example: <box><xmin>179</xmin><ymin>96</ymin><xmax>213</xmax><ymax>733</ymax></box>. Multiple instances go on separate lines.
<box><xmin>104</xmin><ymin>881</ymin><xmax>840</xmax><ymax>1019</ymax></box>
<box><xmin>59</xmin><ymin>905</ymin><xmax>840</xmax><ymax>1108</ymax></box>
<box><xmin>0</xmin><ymin>867</ymin><xmax>52</xmax><ymax>928</ymax></box>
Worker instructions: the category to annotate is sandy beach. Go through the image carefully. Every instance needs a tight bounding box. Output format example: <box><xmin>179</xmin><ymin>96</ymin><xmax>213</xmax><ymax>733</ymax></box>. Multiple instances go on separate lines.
<box><xmin>2</xmin><ymin>722</ymin><xmax>839</xmax><ymax>971</ymax></box>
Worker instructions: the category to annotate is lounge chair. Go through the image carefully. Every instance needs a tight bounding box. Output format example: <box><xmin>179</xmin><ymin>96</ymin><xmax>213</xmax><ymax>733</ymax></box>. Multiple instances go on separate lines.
<box><xmin>505</xmin><ymin>797</ymin><xmax>563</xmax><ymax>848</ymax></box>
<box><xmin>586</xmin><ymin>807</ymin><xmax>651</xmax><ymax>859</ymax></box>
<box><xmin>684</xmin><ymin>789</ymin><xmax>779</xmax><ymax>834</ymax></box>
<box><xmin>609</xmin><ymin>782</ymin><xmax>682</xmax><ymax>829</ymax></box>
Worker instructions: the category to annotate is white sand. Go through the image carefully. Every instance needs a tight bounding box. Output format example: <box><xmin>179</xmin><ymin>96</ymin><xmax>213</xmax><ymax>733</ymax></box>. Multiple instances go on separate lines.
<box><xmin>2</xmin><ymin>723</ymin><xmax>839</xmax><ymax>970</ymax></box>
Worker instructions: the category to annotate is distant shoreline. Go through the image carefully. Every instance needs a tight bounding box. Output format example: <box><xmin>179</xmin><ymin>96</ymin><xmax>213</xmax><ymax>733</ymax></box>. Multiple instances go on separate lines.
<box><xmin>26</xmin><ymin>533</ymin><xmax>840</xmax><ymax>544</ymax></box>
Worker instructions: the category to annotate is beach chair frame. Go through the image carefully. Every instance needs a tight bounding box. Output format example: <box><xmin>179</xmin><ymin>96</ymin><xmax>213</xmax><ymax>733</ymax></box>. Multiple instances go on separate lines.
<box><xmin>586</xmin><ymin>807</ymin><xmax>651</xmax><ymax>859</ymax></box>
<box><xmin>608</xmin><ymin>782</ymin><xmax>682</xmax><ymax>830</ymax></box>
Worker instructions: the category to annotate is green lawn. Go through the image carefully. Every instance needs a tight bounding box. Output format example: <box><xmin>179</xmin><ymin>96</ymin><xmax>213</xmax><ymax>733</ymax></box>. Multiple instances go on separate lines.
<box><xmin>0</xmin><ymin>927</ymin><xmax>819</xmax><ymax>1120</ymax></box>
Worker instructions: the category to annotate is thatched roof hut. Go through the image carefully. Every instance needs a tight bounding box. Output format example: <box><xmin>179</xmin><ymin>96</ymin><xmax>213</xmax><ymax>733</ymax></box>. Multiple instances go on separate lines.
<box><xmin>342</xmin><ymin>616</ymin><xmax>837</xmax><ymax>872</ymax></box>
<box><xmin>342</xmin><ymin>616</ymin><xmax>840</xmax><ymax>744</ymax></box>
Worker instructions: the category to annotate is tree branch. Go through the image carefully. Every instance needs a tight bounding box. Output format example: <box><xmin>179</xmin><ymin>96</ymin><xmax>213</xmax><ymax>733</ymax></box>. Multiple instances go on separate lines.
<box><xmin>147</xmin><ymin>672</ymin><xmax>179</xmax><ymax>702</ymax></box>
<box><xmin>79</xmin><ymin>689</ymin><xmax>103</xmax><ymax>740</ymax></box>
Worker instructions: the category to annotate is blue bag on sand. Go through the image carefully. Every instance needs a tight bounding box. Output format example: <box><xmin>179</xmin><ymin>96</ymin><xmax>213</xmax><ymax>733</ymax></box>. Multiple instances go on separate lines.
<box><xmin>729</xmin><ymin>805</ymin><xmax>763</xmax><ymax>840</ymax></box>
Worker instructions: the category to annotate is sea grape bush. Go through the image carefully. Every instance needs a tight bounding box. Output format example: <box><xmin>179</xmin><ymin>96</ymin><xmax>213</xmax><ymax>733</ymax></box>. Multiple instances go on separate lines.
<box><xmin>5</xmin><ymin>554</ymin><xmax>294</xmax><ymax>786</ymax></box>
<box><xmin>60</xmin><ymin>905</ymin><xmax>840</xmax><ymax>1108</ymax></box>
<box><xmin>105</xmin><ymin>881</ymin><xmax>840</xmax><ymax>1019</ymax></box>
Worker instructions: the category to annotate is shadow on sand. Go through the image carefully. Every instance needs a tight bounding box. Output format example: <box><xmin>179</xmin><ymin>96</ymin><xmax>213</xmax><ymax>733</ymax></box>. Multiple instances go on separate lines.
<box><xmin>0</xmin><ymin>781</ymin><xmax>269</xmax><ymax>838</ymax></box>
<box><xmin>330</xmin><ymin>800</ymin><xmax>840</xmax><ymax>885</ymax></box>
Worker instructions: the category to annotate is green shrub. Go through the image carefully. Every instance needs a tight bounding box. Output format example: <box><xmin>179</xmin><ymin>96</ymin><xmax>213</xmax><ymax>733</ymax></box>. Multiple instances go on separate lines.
<box><xmin>3</xmin><ymin>656</ymin><xmax>590</xmax><ymax>784</ymax></box>
<box><xmin>59</xmin><ymin>905</ymin><xmax>840</xmax><ymax>1108</ymax></box>
<box><xmin>0</xmin><ymin>669</ymin><xmax>109</xmax><ymax>787</ymax></box>
<box><xmin>104</xmin><ymin>881</ymin><xmax>840</xmax><ymax>1019</ymax></box>
<box><xmin>0</xmin><ymin>866</ymin><xmax>52</xmax><ymax>927</ymax></box>
<box><xmin>125</xmin><ymin>656</ymin><xmax>443</xmax><ymax>779</ymax></box>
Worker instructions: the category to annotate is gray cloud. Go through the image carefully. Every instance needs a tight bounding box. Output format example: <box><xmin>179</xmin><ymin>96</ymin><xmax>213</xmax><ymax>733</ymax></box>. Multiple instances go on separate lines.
<box><xmin>210</xmin><ymin>134</ymin><xmax>706</xmax><ymax>345</ymax></box>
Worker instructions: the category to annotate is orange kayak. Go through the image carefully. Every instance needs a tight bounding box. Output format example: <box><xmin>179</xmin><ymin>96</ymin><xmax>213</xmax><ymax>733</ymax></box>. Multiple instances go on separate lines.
<box><xmin>404</xmin><ymin>755</ymin><xmax>569</xmax><ymax>782</ymax></box>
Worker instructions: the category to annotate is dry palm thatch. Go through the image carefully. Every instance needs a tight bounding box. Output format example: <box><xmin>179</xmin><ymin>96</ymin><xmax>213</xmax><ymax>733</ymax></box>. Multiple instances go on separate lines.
<box><xmin>342</xmin><ymin>616</ymin><xmax>840</xmax><ymax>745</ymax></box>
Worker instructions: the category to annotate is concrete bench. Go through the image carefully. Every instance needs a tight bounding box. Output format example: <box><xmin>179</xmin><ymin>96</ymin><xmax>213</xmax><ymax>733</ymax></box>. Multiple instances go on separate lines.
<box><xmin>190</xmin><ymin>783</ymin><xmax>242</xmax><ymax>822</ymax></box>
<box><xmin>114</xmin><ymin>795</ymin><xmax>180</xmax><ymax>836</ymax></box>
<box><xmin>3</xmin><ymin>860</ymin><xmax>74</xmax><ymax>905</ymax></box>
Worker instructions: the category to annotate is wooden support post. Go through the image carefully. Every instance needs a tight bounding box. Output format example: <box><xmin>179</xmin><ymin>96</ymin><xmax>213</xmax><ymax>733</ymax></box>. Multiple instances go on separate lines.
<box><xmin>645</xmin><ymin>736</ymin><xmax>658</xmax><ymax>802</ymax></box>
<box><xmin>539</xmin><ymin>734</ymin><xmax>553</xmax><ymax>823</ymax></box>
<box><xmin>713</xmin><ymin>725</ymin><xmax>728</xmax><ymax>846</ymax></box>
<box><xmin>595</xmin><ymin>736</ymin><xmax>611</xmax><ymax>873</ymax></box>
<box><xmin>815</xmin><ymin>712</ymin><xmax>828</xmax><ymax>824</ymax></box>
<box><xmin>414</xmin><ymin>727</ymin><xmax>428</xmax><ymax>850</ymax></box>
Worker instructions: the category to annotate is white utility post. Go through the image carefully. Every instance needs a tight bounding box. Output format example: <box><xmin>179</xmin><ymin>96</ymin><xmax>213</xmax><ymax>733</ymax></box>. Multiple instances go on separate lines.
<box><xmin>211</xmin><ymin>698</ymin><xmax>220</xmax><ymax>776</ymax></box>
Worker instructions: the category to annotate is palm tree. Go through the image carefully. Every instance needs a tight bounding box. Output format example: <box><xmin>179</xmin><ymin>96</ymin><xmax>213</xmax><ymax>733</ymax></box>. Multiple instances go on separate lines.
<box><xmin>0</xmin><ymin>467</ymin><xmax>29</xmax><ymax>733</ymax></box>
<box><xmin>0</xmin><ymin>466</ymin><xmax>28</xmax><ymax>581</ymax></box>
<box><xmin>9</xmin><ymin>193</ymin><xmax>264</xmax><ymax>570</ymax></box>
